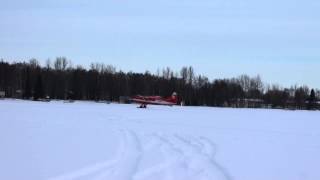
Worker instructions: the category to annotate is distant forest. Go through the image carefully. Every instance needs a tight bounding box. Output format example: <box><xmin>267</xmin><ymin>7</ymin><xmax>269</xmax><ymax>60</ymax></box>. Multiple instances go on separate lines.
<box><xmin>0</xmin><ymin>57</ymin><xmax>319</xmax><ymax>110</ymax></box>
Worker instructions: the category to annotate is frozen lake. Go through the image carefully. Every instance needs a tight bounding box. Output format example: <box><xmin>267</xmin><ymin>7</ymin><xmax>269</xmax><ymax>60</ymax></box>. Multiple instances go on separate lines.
<box><xmin>1</xmin><ymin>99</ymin><xmax>320</xmax><ymax>180</ymax></box>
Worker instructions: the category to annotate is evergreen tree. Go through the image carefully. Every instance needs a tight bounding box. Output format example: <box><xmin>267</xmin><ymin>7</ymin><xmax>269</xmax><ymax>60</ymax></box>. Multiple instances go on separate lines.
<box><xmin>23</xmin><ymin>68</ymin><xmax>32</xmax><ymax>99</ymax></box>
<box><xmin>34</xmin><ymin>73</ymin><xmax>44</xmax><ymax>100</ymax></box>
<box><xmin>308</xmin><ymin>89</ymin><xmax>316</xmax><ymax>110</ymax></box>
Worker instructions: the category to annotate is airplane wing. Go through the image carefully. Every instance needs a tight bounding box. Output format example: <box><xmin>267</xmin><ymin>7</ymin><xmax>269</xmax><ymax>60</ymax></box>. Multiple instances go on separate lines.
<box><xmin>130</xmin><ymin>98</ymin><xmax>176</xmax><ymax>106</ymax></box>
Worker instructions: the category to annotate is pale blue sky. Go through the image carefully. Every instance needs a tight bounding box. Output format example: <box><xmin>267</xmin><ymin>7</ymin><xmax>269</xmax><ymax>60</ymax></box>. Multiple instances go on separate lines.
<box><xmin>1</xmin><ymin>0</ymin><xmax>320</xmax><ymax>88</ymax></box>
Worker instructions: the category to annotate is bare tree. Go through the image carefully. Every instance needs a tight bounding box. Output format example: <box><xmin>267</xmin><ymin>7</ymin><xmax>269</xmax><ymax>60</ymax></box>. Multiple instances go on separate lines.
<box><xmin>238</xmin><ymin>74</ymin><xmax>251</xmax><ymax>93</ymax></box>
<box><xmin>187</xmin><ymin>66</ymin><xmax>194</xmax><ymax>85</ymax></box>
<box><xmin>45</xmin><ymin>59</ymin><xmax>51</xmax><ymax>70</ymax></box>
<box><xmin>180</xmin><ymin>67</ymin><xmax>188</xmax><ymax>83</ymax></box>
<box><xmin>162</xmin><ymin>67</ymin><xmax>172</xmax><ymax>80</ymax></box>
<box><xmin>29</xmin><ymin>58</ymin><xmax>40</xmax><ymax>69</ymax></box>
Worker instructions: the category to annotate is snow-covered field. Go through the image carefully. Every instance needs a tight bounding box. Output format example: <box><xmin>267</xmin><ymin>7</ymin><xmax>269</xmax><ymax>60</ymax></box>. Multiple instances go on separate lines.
<box><xmin>1</xmin><ymin>99</ymin><xmax>320</xmax><ymax>180</ymax></box>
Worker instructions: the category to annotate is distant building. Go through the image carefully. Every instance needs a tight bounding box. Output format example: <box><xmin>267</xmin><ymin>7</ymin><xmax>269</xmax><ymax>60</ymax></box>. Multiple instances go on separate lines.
<box><xmin>0</xmin><ymin>91</ymin><xmax>5</xmax><ymax>99</ymax></box>
<box><xmin>230</xmin><ymin>98</ymin><xmax>265</xmax><ymax>108</ymax></box>
<box><xmin>15</xmin><ymin>89</ymin><xmax>23</xmax><ymax>99</ymax></box>
<box><xmin>119</xmin><ymin>96</ymin><xmax>131</xmax><ymax>104</ymax></box>
<box><xmin>316</xmin><ymin>101</ymin><xmax>320</xmax><ymax>110</ymax></box>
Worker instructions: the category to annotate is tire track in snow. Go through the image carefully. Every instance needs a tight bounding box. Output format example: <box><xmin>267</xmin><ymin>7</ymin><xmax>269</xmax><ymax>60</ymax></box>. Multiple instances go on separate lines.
<box><xmin>133</xmin><ymin>134</ymin><xmax>190</xmax><ymax>180</ymax></box>
<box><xmin>48</xmin><ymin>130</ymin><xmax>230</xmax><ymax>180</ymax></box>
<box><xmin>134</xmin><ymin>133</ymin><xmax>230</xmax><ymax>180</ymax></box>
<box><xmin>172</xmin><ymin>135</ymin><xmax>231</xmax><ymax>180</ymax></box>
<box><xmin>48</xmin><ymin>129</ymin><xmax>142</xmax><ymax>180</ymax></box>
<box><xmin>93</xmin><ymin>129</ymin><xmax>142</xmax><ymax>180</ymax></box>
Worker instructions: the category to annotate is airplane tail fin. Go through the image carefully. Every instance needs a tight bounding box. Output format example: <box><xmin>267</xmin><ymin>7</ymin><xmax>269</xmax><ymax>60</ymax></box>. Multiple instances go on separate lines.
<box><xmin>166</xmin><ymin>92</ymin><xmax>178</xmax><ymax>104</ymax></box>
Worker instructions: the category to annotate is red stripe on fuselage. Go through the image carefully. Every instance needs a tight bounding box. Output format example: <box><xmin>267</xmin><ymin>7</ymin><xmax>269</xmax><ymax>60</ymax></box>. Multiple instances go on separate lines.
<box><xmin>130</xmin><ymin>98</ymin><xmax>176</xmax><ymax>106</ymax></box>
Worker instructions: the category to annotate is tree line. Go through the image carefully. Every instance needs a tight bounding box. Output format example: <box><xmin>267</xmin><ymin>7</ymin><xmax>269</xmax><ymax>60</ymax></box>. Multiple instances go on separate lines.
<box><xmin>0</xmin><ymin>58</ymin><xmax>319</xmax><ymax>110</ymax></box>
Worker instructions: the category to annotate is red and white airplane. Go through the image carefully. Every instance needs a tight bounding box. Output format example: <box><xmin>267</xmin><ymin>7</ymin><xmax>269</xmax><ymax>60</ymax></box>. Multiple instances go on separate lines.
<box><xmin>130</xmin><ymin>92</ymin><xmax>178</xmax><ymax>108</ymax></box>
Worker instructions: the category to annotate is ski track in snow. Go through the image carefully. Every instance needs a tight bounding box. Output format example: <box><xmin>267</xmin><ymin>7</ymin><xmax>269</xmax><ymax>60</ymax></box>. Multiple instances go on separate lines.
<box><xmin>48</xmin><ymin>129</ymin><xmax>230</xmax><ymax>180</ymax></box>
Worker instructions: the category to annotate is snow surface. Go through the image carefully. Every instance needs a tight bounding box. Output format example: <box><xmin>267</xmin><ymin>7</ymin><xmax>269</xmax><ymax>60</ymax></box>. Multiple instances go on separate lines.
<box><xmin>1</xmin><ymin>99</ymin><xmax>320</xmax><ymax>180</ymax></box>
